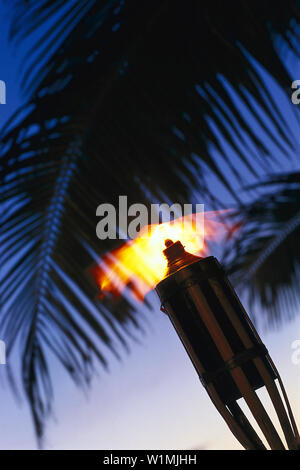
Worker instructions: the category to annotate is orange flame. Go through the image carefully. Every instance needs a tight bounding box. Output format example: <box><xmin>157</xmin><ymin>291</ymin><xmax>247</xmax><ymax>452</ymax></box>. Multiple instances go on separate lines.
<box><xmin>93</xmin><ymin>210</ymin><xmax>234</xmax><ymax>302</ymax></box>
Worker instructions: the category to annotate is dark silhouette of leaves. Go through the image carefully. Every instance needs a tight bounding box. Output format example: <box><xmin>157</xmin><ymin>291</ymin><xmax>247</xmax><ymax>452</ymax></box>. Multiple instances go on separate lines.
<box><xmin>1</xmin><ymin>0</ymin><xmax>300</xmax><ymax>443</ymax></box>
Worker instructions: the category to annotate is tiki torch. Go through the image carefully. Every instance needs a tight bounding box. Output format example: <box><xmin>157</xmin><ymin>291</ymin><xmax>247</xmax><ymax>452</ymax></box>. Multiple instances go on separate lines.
<box><xmin>155</xmin><ymin>239</ymin><xmax>300</xmax><ymax>450</ymax></box>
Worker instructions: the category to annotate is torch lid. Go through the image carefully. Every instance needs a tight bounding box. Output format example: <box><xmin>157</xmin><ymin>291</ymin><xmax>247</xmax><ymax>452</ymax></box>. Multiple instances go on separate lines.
<box><xmin>163</xmin><ymin>239</ymin><xmax>202</xmax><ymax>276</ymax></box>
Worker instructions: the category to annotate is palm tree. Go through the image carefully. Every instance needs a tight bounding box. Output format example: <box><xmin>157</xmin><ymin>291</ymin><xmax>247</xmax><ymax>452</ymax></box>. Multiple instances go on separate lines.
<box><xmin>1</xmin><ymin>0</ymin><xmax>300</xmax><ymax>443</ymax></box>
<box><xmin>224</xmin><ymin>171</ymin><xmax>300</xmax><ymax>327</ymax></box>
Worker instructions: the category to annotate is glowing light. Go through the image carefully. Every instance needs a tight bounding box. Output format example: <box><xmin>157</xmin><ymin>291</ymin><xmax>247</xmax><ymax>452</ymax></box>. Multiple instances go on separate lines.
<box><xmin>93</xmin><ymin>210</ymin><xmax>234</xmax><ymax>302</ymax></box>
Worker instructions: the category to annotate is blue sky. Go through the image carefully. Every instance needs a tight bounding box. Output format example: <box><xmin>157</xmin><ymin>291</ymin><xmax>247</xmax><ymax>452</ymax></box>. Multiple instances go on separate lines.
<box><xmin>0</xmin><ymin>4</ymin><xmax>300</xmax><ymax>450</ymax></box>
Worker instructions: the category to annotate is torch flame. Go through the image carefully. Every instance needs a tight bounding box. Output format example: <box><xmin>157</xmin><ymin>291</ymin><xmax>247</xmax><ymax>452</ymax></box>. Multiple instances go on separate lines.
<box><xmin>93</xmin><ymin>210</ymin><xmax>234</xmax><ymax>302</ymax></box>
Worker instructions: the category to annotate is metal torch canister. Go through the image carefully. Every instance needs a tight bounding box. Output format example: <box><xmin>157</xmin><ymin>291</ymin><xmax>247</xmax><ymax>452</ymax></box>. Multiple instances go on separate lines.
<box><xmin>155</xmin><ymin>240</ymin><xmax>300</xmax><ymax>450</ymax></box>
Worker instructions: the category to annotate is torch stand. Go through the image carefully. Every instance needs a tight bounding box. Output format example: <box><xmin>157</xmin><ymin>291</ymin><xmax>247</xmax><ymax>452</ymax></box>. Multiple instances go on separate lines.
<box><xmin>156</xmin><ymin>240</ymin><xmax>300</xmax><ymax>450</ymax></box>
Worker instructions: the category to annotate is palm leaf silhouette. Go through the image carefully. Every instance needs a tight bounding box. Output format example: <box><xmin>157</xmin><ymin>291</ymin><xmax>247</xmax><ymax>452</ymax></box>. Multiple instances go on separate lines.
<box><xmin>1</xmin><ymin>0</ymin><xmax>300</xmax><ymax>442</ymax></box>
<box><xmin>224</xmin><ymin>172</ymin><xmax>300</xmax><ymax>327</ymax></box>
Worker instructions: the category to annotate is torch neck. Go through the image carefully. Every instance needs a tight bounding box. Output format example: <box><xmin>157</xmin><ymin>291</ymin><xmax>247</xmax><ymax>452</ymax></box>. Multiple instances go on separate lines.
<box><xmin>163</xmin><ymin>240</ymin><xmax>202</xmax><ymax>276</ymax></box>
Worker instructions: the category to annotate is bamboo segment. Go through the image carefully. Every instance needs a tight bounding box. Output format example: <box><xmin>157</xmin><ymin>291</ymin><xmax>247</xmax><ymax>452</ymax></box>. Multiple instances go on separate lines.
<box><xmin>227</xmin><ymin>401</ymin><xmax>266</xmax><ymax>450</ymax></box>
<box><xmin>206</xmin><ymin>388</ymin><xmax>259</xmax><ymax>450</ymax></box>
<box><xmin>188</xmin><ymin>285</ymin><xmax>285</xmax><ymax>450</ymax></box>
<box><xmin>165</xmin><ymin>300</ymin><xmax>259</xmax><ymax>450</ymax></box>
